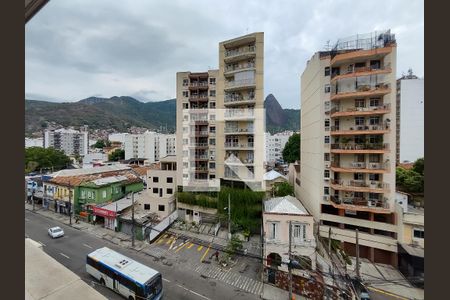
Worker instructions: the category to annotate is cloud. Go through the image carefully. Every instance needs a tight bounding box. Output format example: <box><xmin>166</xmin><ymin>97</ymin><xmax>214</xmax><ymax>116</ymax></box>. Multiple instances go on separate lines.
<box><xmin>26</xmin><ymin>0</ymin><xmax>424</xmax><ymax>109</ymax></box>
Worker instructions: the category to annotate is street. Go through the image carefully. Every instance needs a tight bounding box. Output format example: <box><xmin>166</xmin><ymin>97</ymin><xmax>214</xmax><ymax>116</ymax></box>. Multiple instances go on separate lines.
<box><xmin>25</xmin><ymin>210</ymin><xmax>260</xmax><ymax>300</ymax></box>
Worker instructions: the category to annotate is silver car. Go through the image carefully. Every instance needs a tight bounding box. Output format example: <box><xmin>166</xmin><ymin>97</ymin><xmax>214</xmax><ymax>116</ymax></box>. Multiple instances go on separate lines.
<box><xmin>48</xmin><ymin>226</ymin><xmax>64</xmax><ymax>238</ymax></box>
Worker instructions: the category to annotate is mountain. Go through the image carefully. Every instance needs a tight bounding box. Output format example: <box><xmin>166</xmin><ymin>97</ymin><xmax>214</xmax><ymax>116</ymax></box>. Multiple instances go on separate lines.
<box><xmin>264</xmin><ymin>94</ymin><xmax>300</xmax><ymax>133</ymax></box>
<box><xmin>25</xmin><ymin>94</ymin><xmax>300</xmax><ymax>135</ymax></box>
<box><xmin>25</xmin><ymin>96</ymin><xmax>176</xmax><ymax>134</ymax></box>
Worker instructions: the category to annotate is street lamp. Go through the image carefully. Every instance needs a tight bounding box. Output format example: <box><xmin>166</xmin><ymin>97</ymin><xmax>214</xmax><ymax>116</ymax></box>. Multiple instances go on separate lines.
<box><xmin>223</xmin><ymin>193</ymin><xmax>231</xmax><ymax>240</ymax></box>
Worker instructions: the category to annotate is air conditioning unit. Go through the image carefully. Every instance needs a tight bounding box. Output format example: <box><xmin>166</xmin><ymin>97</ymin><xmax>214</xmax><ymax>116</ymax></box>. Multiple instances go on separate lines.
<box><xmin>323</xmin><ymin>195</ymin><xmax>330</xmax><ymax>201</ymax></box>
<box><xmin>325</xmin><ymin>162</ymin><xmax>330</xmax><ymax>168</ymax></box>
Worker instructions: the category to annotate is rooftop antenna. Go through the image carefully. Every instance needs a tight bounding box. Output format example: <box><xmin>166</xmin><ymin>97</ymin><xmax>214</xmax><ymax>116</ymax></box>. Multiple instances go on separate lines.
<box><xmin>324</xmin><ymin>40</ymin><xmax>331</xmax><ymax>51</ymax></box>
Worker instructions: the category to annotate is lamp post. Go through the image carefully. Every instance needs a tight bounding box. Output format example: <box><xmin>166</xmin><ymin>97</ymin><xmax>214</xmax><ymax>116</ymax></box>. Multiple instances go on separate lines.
<box><xmin>224</xmin><ymin>193</ymin><xmax>231</xmax><ymax>240</ymax></box>
<box><xmin>69</xmin><ymin>181</ymin><xmax>72</xmax><ymax>225</ymax></box>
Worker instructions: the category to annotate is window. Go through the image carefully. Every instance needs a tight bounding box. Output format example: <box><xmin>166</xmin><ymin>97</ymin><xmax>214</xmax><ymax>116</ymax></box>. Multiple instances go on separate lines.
<box><xmin>183</xmin><ymin>103</ymin><xmax>188</xmax><ymax>109</ymax></box>
<box><xmin>167</xmin><ymin>188</ymin><xmax>173</xmax><ymax>194</ymax></box>
<box><xmin>209</xmin><ymin>78</ymin><xmax>216</xmax><ymax>85</ymax></box>
<box><xmin>144</xmin><ymin>204</ymin><xmax>150</xmax><ymax>210</ymax></box>
<box><xmin>354</xmin><ymin>173</ymin><xmax>364</xmax><ymax>180</ymax></box>
<box><xmin>183</xmin><ymin>138</ymin><xmax>188</xmax><ymax>145</ymax></box>
<box><xmin>209</xmin><ymin>162</ymin><xmax>216</xmax><ymax>169</ymax></box>
<box><xmin>80</xmin><ymin>190</ymin><xmax>86</xmax><ymax>198</ymax></box>
<box><xmin>153</xmin><ymin>177</ymin><xmax>159</xmax><ymax>183</ymax></box>
<box><xmin>167</xmin><ymin>177</ymin><xmax>173</xmax><ymax>183</ymax></box>
<box><xmin>293</xmin><ymin>224</ymin><xmax>306</xmax><ymax>242</ymax></box>
<box><xmin>370</xmin><ymin>98</ymin><xmax>380</xmax><ymax>107</ymax></box>
<box><xmin>355</xmin><ymin>154</ymin><xmax>365</xmax><ymax>162</ymax></box>
<box><xmin>158</xmin><ymin>205</ymin><xmax>165</xmax><ymax>212</ymax></box>
<box><xmin>210</xmin><ymin>102</ymin><xmax>216</xmax><ymax>109</ymax></box>
<box><xmin>324</xmin><ymin>170</ymin><xmax>330</xmax><ymax>178</ymax></box>
<box><xmin>369</xmin><ymin>173</ymin><xmax>380</xmax><ymax>181</ymax></box>
<box><xmin>324</xmin><ymin>153</ymin><xmax>330</xmax><ymax>161</ymax></box>
<box><xmin>324</xmin><ymin>67</ymin><xmax>330</xmax><ymax>76</ymax></box>
<box><xmin>182</xmin><ymin>91</ymin><xmax>189</xmax><ymax>97</ymax></box>
<box><xmin>355</xmin><ymin>117</ymin><xmax>365</xmax><ymax>126</ymax></box>
<box><xmin>355</xmin><ymin>99</ymin><xmax>365</xmax><ymax>108</ymax></box>
<box><xmin>324</xmin><ymin>84</ymin><xmax>331</xmax><ymax>93</ymax></box>
<box><xmin>324</xmin><ymin>136</ymin><xmax>330</xmax><ymax>144</ymax></box>
<box><xmin>209</xmin><ymin>174</ymin><xmax>215</xmax><ymax>179</ymax></box>
<box><xmin>153</xmin><ymin>188</ymin><xmax>159</xmax><ymax>194</ymax></box>
<box><xmin>209</xmin><ymin>138</ymin><xmax>216</xmax><ymax>145</ymax></box>
<box><xmin>102</xmin><ymin>191</ymin><xmax>107</xmax><ymax>198</ymax></box>
<box><xmin>209</xmin><ymin>90</ymin><xmax>216</xmax><ymax>97</ymax></box>
<box><xmin>209</xmin><ymin>126</ymin><xmax>216</xmax><ymax>133</ymax></box>
<box><xmin>268</xmin><ymin>222</ymin><xmax>278</xmax><ymax>240</ymax></box>
<box><xmin>413</xmin><ymin>229</ymin><xmax>424</xmax><ymax>239</ymax></box>
<box><xmin>324</xmin><ymin>187</ymin><xmax>329</xmax><ymax>195</ymax></box>
<box><xmin>369</xmin><ymin>116</ymin><xmax>380</xmax><ymax>125</ymax></box>
<box><xmin>324</xmin><ymin>119</ymin><xmax>330</xmax><ymax>128</ymax></box>
<box><xmin>209</xmin><ymin>114</ymin><xmax>215</xmax><ymax>121</ymax></box>
<box><xmin>182</xmin><ymin>79</ymin><xmax>189</xmax><ymax>86</ymax></box>
<box><xmin>369</xmin><ymin>154</ymin><xmax>380</xmax><ymax>163</ymax></box>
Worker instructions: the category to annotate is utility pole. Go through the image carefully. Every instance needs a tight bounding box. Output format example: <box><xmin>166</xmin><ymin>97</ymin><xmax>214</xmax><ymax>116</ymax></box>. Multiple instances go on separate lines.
<box><xmin>228</xmin><ymin>193</ymin><xmax>231</xmax><ymax>240</ymax></box>
<box><xmin>69</xmin><ymin>181</ymin><xmax>72</xmax><ymax>225</ymax></box>
<box><xmin>356</xmin><ymin>229</ymin><xmax>360</xmax><ymax>280</ymax></box>
<box><xmin>32</xmin><ymin>189</ymin><xmax>35</xmax><ymax>211</ymax></box>
<box><xmin>131</xmin><ymin>192</ymin><xmax>135</xmax><ymax>247</ymax></box>
<box><xmin>288</xmin><ymin>221</ymin><xmax>293</xmax><ymax>300</ymax></box>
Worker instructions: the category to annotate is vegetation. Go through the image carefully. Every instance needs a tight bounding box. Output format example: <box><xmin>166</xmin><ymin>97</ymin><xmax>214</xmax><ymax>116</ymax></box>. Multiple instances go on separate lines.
<box><xmin>396</xmin><ymin>157</ymin><xmax>424</xmax><ymax>194</ymax></box>
<box><xmin>221</xmin><ymin>234</ymin><xmax>244</xmax><ymax>264</ymax></box>
<box><xmin>273</xmin><ymin>182</ymin><xmax>295</xmax><ymax>197</ymax></box>
<box><xmin>176</xmin><ymin>192</ymin><xmax>218</xmax><ymax>209</ymax></box>
<box><xmin>25</xmin><ymin>147</ymin><xmax>71</xmax><ymax>173</ymax></box>
<box><xmin>108</xmin><ymin>149</ymin><xmax>125</xmax><ymax>161</ymax></box>
<box><xmin>282</xmin><ymin>133</ymin><xmax>300</xmax><ymax>163</ymax></box>
<box><xmin>93</xmin><ymin>139</ymin><xmax>110</xmax><ymax>149</ymax></box>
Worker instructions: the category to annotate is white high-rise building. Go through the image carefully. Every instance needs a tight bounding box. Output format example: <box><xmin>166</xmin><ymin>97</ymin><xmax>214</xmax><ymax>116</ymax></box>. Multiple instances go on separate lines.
<box><xmin>265</xmin><ymin>131</ymin><xmax>294</xmax><ymax>163</ymax></box>
<box><xmin>124</xmin><ymin>131</ymin><xmax>176</xmax><ymax>163</ymax></box>
<box><xmin>44</xmin><ymin>128</ymin><xmax>89</xmax><ymax>156</ymax></box>
<box><xmin>396</xmin><ymin>72</ymin><xmax>424</xmax><ymax>163</ymax></box>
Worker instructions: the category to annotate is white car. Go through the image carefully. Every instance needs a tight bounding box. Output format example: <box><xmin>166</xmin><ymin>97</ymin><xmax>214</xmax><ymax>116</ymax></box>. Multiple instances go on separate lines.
<box><xmin>48</xmin><ymin>226</ymin><xmax>64</xmax><ymax>238</ymax></box>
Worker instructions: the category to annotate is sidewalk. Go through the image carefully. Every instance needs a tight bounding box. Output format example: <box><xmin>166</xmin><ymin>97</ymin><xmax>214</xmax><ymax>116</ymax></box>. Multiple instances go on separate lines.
<box><xmin>262</xmin><ymin>283</ymin><xmax>306</xmax><ymax>300</ymax></box>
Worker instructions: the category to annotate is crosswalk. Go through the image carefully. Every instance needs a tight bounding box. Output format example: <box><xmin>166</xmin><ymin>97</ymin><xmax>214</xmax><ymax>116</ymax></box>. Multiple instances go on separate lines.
<box><xmin>193</xmin><ymin>263</ymin><xmax>263</xmax><ymax>295</ymax></box>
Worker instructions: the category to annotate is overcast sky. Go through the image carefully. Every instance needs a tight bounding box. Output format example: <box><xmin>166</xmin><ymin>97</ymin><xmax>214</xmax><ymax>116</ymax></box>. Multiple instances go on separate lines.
<box><xmin>25</xmin><ymin>0</ymin><xmax>424</xmax><ymax>109</ymax></box>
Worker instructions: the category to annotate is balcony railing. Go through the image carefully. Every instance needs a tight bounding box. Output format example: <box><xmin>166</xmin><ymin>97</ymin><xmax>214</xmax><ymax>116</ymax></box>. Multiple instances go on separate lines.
<box><xmin>224</xmin><ymin>142</ymin><xmax>255</xmax><ymax>148</ymax></box>
<box><xmin>331</xmin><ymin>161</ymin><xmax>389</xmax><ymax>171</ymax></box>
<box><xmin>225</xmin><ymin>45</ymin><xmax>256</xmax><ymax>58</ymax></box>
<box><xmin>330</xmin><ymin>195</ymin><xmax>390</xmax><ymax>209</ymax></box>
<box><xmin>331</xmin><ymin>179</ymin><xmax>390</xmax><ymax>190</ymax></box>
<box><xmin>330</xmin><ymin>124</ymin><xmax>389</xmax><ymax>132</ymax></box>
<box><xmin>224</xmin><ymin>108</ymin><xmax>255</xmax><ymax>118</ymax></box>
<box><xmin>189</xmin><ymin>82</ymin><xmax>208</xmax><ymax>88</ymax></box>
<box><xmin>331</xmin><ymin>143</ymin><xmax>389</xmax><ymax>151</ymax></box>
<box><xmin>190</xmin><ymin>143</ymin><xmax>209</xmax><ymax>147</ymax></box>
<box><xmin>189</xmin><ymin>95</ymin><xmax>208</xmax><ymax>101</ymax></box>
<box><xmin>190</xmin><ymin>131</ymin><xmax>209</xmax><ymax>136</ymax></box>
<box><xmin>331</xmin><ymin>63</ymin><xmax>391</xmax><ymax>80</ymax></box>
<box><xmin>191</xmin><ymin>167</ymin><xmax>208</xmax><ymax>171</ymax></box>
<box><xmin>225</xmin><ymin>156</ymin><xmax>254</xmax><ymax>164</ymax></box>
<box><xmin>331</xmin><ymin>83</ymin><xmax>390</xmax><ymax>97</ymax></box>
<box><xmin>225</xmin><ymin>62</ymin><xmax>255</xmax><ymax>73</ymax></box>
<box><xmin>330</xmin><ymin>103</ymin><xmax>391</xmax><ymax>115</ymax></box>
<box><xmin>224</xmin><ymin>79</ymin><xmax>256</xmax><ymax>89</ymax></box>
<box><xmin>191</xmin><ymin>155</ymin><xmax>208</xmax><ymax>160</ymax></box>
<box><xmin>224</xmin><ymin>127</ymin><xmax>254</xmax><ymax>134</ymax></box>
<box><xmin>224</xmin><ymin>95</ymin><xmax>255</xmax><ymax>104</ymax></box>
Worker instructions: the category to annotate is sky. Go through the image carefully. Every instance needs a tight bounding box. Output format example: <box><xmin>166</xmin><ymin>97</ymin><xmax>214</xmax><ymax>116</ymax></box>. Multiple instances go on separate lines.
<box><xmin>25</xmin><ymin>0</ymin><xmax>424</xmax><ymax>109</ymax></box>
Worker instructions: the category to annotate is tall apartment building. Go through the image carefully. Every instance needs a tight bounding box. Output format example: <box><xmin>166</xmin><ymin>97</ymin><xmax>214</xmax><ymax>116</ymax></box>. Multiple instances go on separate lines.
<box><xmin>396</xmin><ymin>71</ymin><xmax>424</xmax><ymax>163</ymax></box>
<box><xmin>265</xmin><ymin>131</ymin><xmax>294</xmax><ymax>163</ymax></box>
<box><xmin>176</xmin><ymin>32</ymin><xmax>265</xmax><ymax>191</ymax></box>
<box><xmin>44</xmin><ymin>128</ymin><xmax>89</xmax><ymax>156</ymax></box>
<box><xmin>124</xmin><ymin>131</ymin><xmax>176</xmax><ymax>163</ymax></box>
<box><xmin>299</xmin><ymin>31</ymin><xmax>398</xmax><ymax>265</ymax></box>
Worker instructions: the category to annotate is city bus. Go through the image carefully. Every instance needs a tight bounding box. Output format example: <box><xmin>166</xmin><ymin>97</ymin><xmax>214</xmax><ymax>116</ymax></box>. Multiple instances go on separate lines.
<box><xmin>86</xmin><ymin>247</ymin><xmax>163</xmax><ymax>300</ymax></box>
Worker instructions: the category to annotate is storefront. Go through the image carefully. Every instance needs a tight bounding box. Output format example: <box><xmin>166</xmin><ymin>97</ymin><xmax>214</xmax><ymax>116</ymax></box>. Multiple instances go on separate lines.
<box><xmin>92</xmin><ymin>206</ymin><xmax>117</xmax><ymax>231</ymax></box>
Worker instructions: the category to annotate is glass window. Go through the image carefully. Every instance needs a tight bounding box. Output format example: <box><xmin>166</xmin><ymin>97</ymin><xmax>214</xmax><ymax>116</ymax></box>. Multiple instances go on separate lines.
<box><xmin>166</xmin><ymin>188</ymin><xmax>173</xmax><ymax>194</ymax></box>
<box><xmin>102</xmin><ymin>190</ymin><xmax>106</xmax><ymax>198</ymax></box>
<box><xmin>153</xmin><ymin>188</ymin><xmax>159</xmax><ymax>194</ymax></box>
<box><xmin>324</xmin><ymin>170</ymin><xmax>330</xmax><ymax>178</ymax></box>
<box><xmin>167</xmin><ymin>177</ymin><xmax>173</xmax><ymax>183</ymax></box>
<box><xmin>153</xmin><ymin>177</ymin><xmax>159</xmax><ymax>183</ymax></box>
<box><xmin>413</xmin><ymin>229</ymin><xmax>424</xmax><ymax>239</ymax></box>
<box><xmin>182</xmin><ymin>91</ymin><xmax>189</xmax><ymax>97</ymax></box>
<box><xmin>355</xmin><ymin>99</ymin><xmax>365</xmax><ymax>108</ymax></box>
<box><xmin>324</xmin><ymin>67</ymin><xmax>330</xmax><ymax>76</ymax></box>
<box><xmin>293</xmin><ymin>224</ymin><xmax>306</xmax><ymax>241</ymax></box>
<box><xmin>324</xmin><ymin>187</ymin><xmax>329</xmax><ymax>195</ymax></box>
<box><xmin>209</xmin><ymin>78</ymin><xmax>216</xmax><ymax>85</ymax></box>
<box><xmin>369</xmin><ymin>98</ymin><xmax>380</xmax><ymax>107</ymax></box>
<box><xmin>324</xmin><ymin>153</ymin><xmax>330</xmax><ymax>161</ymax></box>
<box><xmin>144</xmin><ymin>204</ymin><xmax>150</xmax><ymax>210</ymax></box>
<box><xmin>324</xmin><ymin>136</ymin><xmax>330</xmax><ymax>144</ymax></box>
<box><xmin>182</xmin><ymin>79</ymin><xmax>189</xmax><ymax>86</ymax></box>
<box><xmin>324</xmin><ymin>84</ymin><xmax>331</xmax><ymax>93</ymax></box>
<box><xmin>158</xmin><ymin>205</ymin><xmax>165</xmax><ymax>211</ymax></box>
<box><xmin>209</xmin><ymin>90</ymin><xmax>216</xmax><ymax>97</ymax></box>
<box><xmin>269</xmin><ymin>222</ymin><xmax>278</xmax><ymax>240</ymax></box>
<box><xmin>355</xmin><ymin>117</ymin><xmax>365</xmax><ymax>126</ymax></box>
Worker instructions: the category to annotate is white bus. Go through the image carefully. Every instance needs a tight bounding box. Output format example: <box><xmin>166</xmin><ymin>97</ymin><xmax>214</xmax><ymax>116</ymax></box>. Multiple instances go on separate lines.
<box><xmin>86</xmin><ymin>247</ymin><xmax>163</xmax><ymax>300</ymax></box>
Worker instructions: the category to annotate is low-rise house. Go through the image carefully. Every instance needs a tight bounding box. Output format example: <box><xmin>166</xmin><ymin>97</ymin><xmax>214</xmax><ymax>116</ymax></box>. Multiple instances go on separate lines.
<box><xmin>263</xmin><ymin>195</ymin><xmax>316</xmax><ymax>290</ymax></box>
<box><xmin>287</xmin><ymin>161</ymin><xmax>301</xmax><ymax>198</ymax></box>
<box><xmin>264</xmin><ymin>170</ymin><xmax>288</xmax><ymax>197</ymax></box>
<box><xmin>396</xmin><ymin>196</ymin><xmax>424</xmax><ymax>287</ymax></box>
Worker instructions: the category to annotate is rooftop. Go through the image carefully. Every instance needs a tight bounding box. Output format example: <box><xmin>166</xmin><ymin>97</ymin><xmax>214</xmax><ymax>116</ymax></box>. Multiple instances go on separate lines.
<box><xmin>98</xmin><ymin>197</ymin><xmax>133</xmax><ymax>212</ymax></box>
<box><xmin>51</xmin><ymin>165</ymin><xmax>130</xmax><ymax>177</ymax></box>
<box><xmin>264</xmin><ymin>195</ymin><xmax>309</xmax><ymax>215</ymax></box>
<box><xmin>263</xmin><ymin>170</ymin><xmax>286</xmax><ymax>181</ymax></box>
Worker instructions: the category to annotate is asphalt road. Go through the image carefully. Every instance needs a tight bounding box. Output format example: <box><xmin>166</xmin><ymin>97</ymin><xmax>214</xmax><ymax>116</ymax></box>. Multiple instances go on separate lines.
<box><xmin>25</xmin><ymin>210</ymin><xmax>259</xmax><ymax>300</ymax></box>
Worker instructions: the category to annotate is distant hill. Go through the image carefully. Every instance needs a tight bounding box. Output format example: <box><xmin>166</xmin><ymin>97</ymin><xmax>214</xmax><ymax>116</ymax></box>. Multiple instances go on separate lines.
<box><xmin>25</xmin><ymin>96</ymin><xmax>176</xmax><ymax>134</ymax></box>
<box><xmin>264</xmin><ymin>94</ymin><xmax>300</xmax><ymax>133</ymax></box>
<box><xmin>25</xmin><ymin>94</ymin><xmax>300</xmax><ymax>135</ymax></box>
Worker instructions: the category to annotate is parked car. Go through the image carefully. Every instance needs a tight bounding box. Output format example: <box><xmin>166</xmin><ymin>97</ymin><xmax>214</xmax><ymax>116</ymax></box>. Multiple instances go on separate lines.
<box><xmin>48</xmin><ymin>226</ymin><xmax>64</xmax><ymax>238</ymax></box>
<box><xmin>352</xmin><ymin>278</ymin><xmax>371</xmax><ymax>300</ymax></box>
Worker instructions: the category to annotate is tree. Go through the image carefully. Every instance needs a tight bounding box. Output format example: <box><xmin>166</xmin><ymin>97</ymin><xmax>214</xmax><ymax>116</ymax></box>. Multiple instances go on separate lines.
<box><xmin>108</xmin><ymin>149</ymin><xmax>125</xmax><ymax>161</ymax></box>
<box><xmin>93</xmin><ymin>139</ymin><xmax>106</xmax><ymax>149</ymax></box>
<box><xmin>282</xmin><ymin>133</ymin><xmax>300</xmax><ymax>163</ymax></box>
<box><xmin>25</xmin><ymin>147</ymin><xmax>71</xmax><ymax>173</ymax></box>
<box><xmin>396</xmin><ymin>166</ymin><xmax>424</xmax><ymax>194</ymax></box>
<box><xmin>413</xmin><ymin>157</ymin><xmax>424</xmax><ymax>175</ymax></box>
<box><xmin>273</xmin><ymin>182</ymin><xmax>294</xmax><ymax>197</ymax></box>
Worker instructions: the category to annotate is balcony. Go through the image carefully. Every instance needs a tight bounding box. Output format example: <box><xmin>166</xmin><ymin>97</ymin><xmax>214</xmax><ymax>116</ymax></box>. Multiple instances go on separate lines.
<box><xmin>329</xmin><ymin>196</ymin><xmax>390</xmax><ymax>213</ymax></box>
<box><xmin>224</xmin><ymin>127</ymin><xmax>254</xmax><ymax>135</ymax></box>
<box><xmin>331</xmin><ymin>83</ymin><xmax>391</xmax><ymax>101</ymax></box>
<box><xmin>188</xmin><ymin>143</ymin><xmax>209</xmax><ymax>148</ymax></box>
<box><xmin>330</xmin><ymin>124</ymin><xmax>390</xmax><ymax>135</ymax></box>
<box><xmin>224</xmin><ymin>108</ymin><xmax>255</xmax><ymax>120</ymax></box>
<box><xmin>330</xmin><ymin>161</ymin><xmax>389</xmax><ymax>173</ymax></box>
<box><xmin>224</xmin><ymin>95</ymin><xmax>255</xmax><ymax>106</ymax></box>
<box><xmin>331</xmin><ymin>64</ymin><xmax>391</xmax><ymax>81</ymax></box>
<box><xmin>224</xmin><ymin>155</ymin><xmax>254</xmax><ymax>165</ymax></box>
<box><xmin>189</xmin><ymin>131</ymin><xmax>209</xmax><ymax>137</ymax></box>
<box><xmin>224</xmin><ymin>62</ymin><xmax>255</xmax><ymax>75</ymax></box>
<box><xmin>224</xmin><ymin>45</ymin><xmax>256</xmax><ymax>62</ymax></box>
<box><xmin>191</xmin><ymin>166</ymin><xmax>208</xmax><ymax>173</ymax></box>
<box><xmin>224</xmin><ymin>79</ymin><xmax>256</xmax><ymax>91</ymax></box>
<box><xmin>189</xmin><ymin>95</ymin><xmax>209</xmax><ymax>102</ymax></box>
<box><xmin>188</xmin><ymin>82</ymin><xmax>209</xmax><ymax>90</ymax></box>
<box><xmin>331</xmin><ymin>143</ymin><xmax>389</xmax><ymax>154</ymax></box>
<box><xmin>224</xmin><ymin>142</ymin><xmax>255</xmax><ymax>150</ymax></box>
<box><xmin>190</xmin><ymin>154</ymin><xmax>208</xmax><ymax>161</ymax></box>
<box><xmin>330</xmin><ymin>104</ymin><xmax>390</xmax><ymax>117</ymax></box>
<box><xmin>330</xmin><ymin>179</ymin><xmax>390</xmax><ymax>193</ymax></box>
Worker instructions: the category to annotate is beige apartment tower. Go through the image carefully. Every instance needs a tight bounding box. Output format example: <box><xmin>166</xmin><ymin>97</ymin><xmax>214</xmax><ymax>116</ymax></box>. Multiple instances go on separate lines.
<box><xmin>299</xmin><ymin>31</ymin><xmax>398</xmax><ymax>265</ymax></box>
<box><xmin>176</xmin><ymin>32</ymin><xmax>265</xmax><ymax>191</ymax></box>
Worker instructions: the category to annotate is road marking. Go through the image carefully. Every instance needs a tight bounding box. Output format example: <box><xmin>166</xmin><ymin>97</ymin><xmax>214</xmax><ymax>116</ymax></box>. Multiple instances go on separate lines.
<box><xmin>197</xmin><ymin>245</ymin><xmax>203</xmax><ymax>251</ymax></box>
<box><xmin>162</xmin><ymin>278</ymin><xmax>170</xmax><ymax>283</ymax></box>
<box><xmin>187</xmin><ymin>242</ymin><xmax>194</xmax><ymax>249</ymax></box>
<box><xmin>83</xmin><ymin>243</ymin><xmax>93</xmax><ymax>249</ymax></box>
<box><xmin>166</xmin><ymin>237</ymin><xmax>173</xmax><ymax>245</ymax></box>
<box><xmin>169</xmin><ymin>236</ymin><xmax>177</xmax><ymax>250</ymax></box>
<box><xmin>200</xmin><ymin>244</ymin><xmax>211</xmax><ymax>262</ymax></box>
<box><xmin>176</xmin><ymin>284</ymin><xmax>211</xmax><ymax>300</ymax></box>
<box><xmin>59</xmin><ymin>253</ymin><xmax>70</xmax><ymax>259</ymax></box>
<box><xmin>154</xmin><ymin>234</ymin><xmax>165</xmax><ymax>245</ymax></box>
<box><xmin>175</xmin><ymin>240</ymin><xmax>190</xmax><ymax>253</ymax></box>
<box><xmin>37</xmin><ymin>241</ymin><xmax>46</xmax><ymax>247</ymax></box>
<box><xmin>367</xmin><ymin>286</ymin><xmax>409</xmax><ymax>300</ymax></box>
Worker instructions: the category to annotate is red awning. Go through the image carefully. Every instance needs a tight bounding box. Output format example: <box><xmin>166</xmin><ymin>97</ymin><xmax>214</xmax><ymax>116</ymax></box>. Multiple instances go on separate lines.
<box><xmin>93</xmin><ymin>206</ymin><xmax>117</xmax><ymax>218</ymax></box>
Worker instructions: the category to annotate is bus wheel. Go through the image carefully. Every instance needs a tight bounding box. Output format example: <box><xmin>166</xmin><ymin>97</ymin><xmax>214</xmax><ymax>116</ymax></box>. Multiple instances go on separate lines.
<box><xmin>100</xmin><ymin>278</ymin><xmax>105</xmax><ymax>286</ymax></box>
<box><xmin>128</xmin><ymin>297</ymin><xmax>134</xmax><ymax>300</ymax></box>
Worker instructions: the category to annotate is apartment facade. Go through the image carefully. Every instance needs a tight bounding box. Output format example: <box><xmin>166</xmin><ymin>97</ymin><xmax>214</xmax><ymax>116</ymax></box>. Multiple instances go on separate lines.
<box><xmin>396</xmin><ymin>72</ymin><xmax>424</xmax><ymax>163</ymax></box>
<box><xmin>44</xmin><ymin>128</ymin><xmax>89</xmax><ymax>156</ymax></box>
<box><xmin>176</xmin><ymin>32</ymin><xmax>265</xmax><ymax>191</ymax></box>
<box><xmin>265</xmin><ymin>131</ymin><xmax>294</xmax><ymax>163</ymax></box>
<box><xmin>299</xmin><ymin>31</ymin><xmax>398</xmax><ymax>265</ymax></box>
<box><xmin>124</xmin><ymin>131</ymin><xmax>176</xmax><ymax>162</ymax></box>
